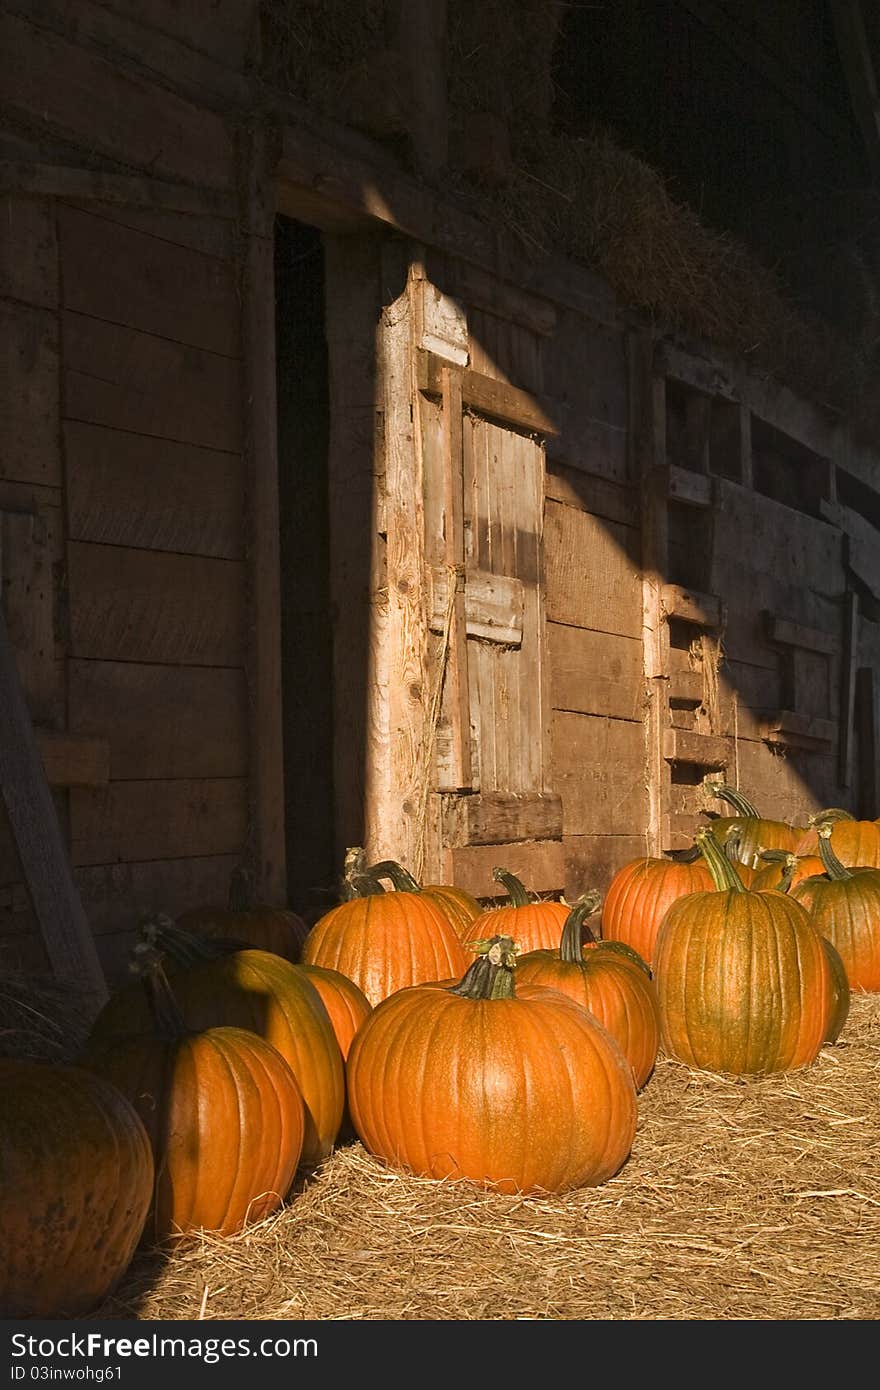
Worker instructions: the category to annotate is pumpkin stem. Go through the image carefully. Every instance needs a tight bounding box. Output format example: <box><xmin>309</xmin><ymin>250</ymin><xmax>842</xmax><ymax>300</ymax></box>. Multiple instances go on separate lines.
<box><xmin>492</xmin><ymin>867</ymin><xmax>531</xmax><ymax>907</ymax></box>
<box><xmin>774</xmin><ymin>852</ymin><xmax>799</xmax><ymax>893</ymax></box>
<box><xmin>366</xmin><ymin>860</ymin><xmax>421</xmax><ymax>894</ymax></box>
<box><xmin>816</xmin><ymin>825</ymin><xmax>853</xmax><ymax>881</ymax></box>
<box><xmin>711</xmin><ymin>783</ymin><xmax>760</xmax><ymax>818</ymax></box>
<box><xmin>808</xmin><ymin>807</ymin><xmax>856</xmax><ymax>828</ymax></box>
<box><xmin>559</xmin><ymin>892</ymin><xmax>602</xmax><ymax>963</ymax></box>
<box><xmin>450</xmin><ymin>935</ymin><xmax>519</xmax><ymax>1000</ymax></box>
<box><xmin>142</xmin><ymin>914</ymin><xmax>246</xmax><ymax>965</ymax></box>
<box><xmin>662</xmin><ymin>845</ymin><xmax>703</xmax><ymax>863</ymax></box>
<box><xmin>348</xmin><ymin>873</ymin><xmax>387</xmax><ymax>898</ymax></box>
<box><xmin>228</xmin><ymin>865</ymin><xmax>256</xmax><ymax>913</ymax></box>
<box><xmin>128</xmin><ymin>939</ymin><xmax>188</xmax><ymax>1040</ymax></box>
<box><xmin>695</xmin><ymin>826</ymin><xmax>749</xmax><ymax>893</ymax></box>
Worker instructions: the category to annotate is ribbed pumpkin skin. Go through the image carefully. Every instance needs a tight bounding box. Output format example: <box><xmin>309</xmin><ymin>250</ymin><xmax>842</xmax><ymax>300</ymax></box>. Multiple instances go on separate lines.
<box><xmin>298</xmin><ymin>963</ymin><xmax>372</xmax><ymax>1060</ymax></box>
<box><xmin>795</xmin><ymin>820</ymin><xmax>880</xmax><ymax>869</ymax></box>
<box><xmin>0</xmin><ymin>1061</ymin><xmax>154</xmax><ymax>1317</ymax></box>
<box><xmin>467</xmin><ymin>899</ymin><xmax>569</xmax><ymax>957</ymax></box>
<box><xmin>709</xmin><ymin>818</ymin><xmax>801</xmax><ymax>869</ymax></box>
<box><xmin>516</xmin><ymin>945</ymin><xmax>660</xmax><ymax>1090</ymax></box>
<box><xmin>601</xmin><ymin>857</ymin><xmax>713</xmax><ymax>965</ymax></box>
<box><xmin>653</xmin><ymin>889</ymin><xmax>832</xmax><ymax>1075</ymax></box>
<box><xmin>346</xmin><ymin>983</ymin><xmax>637</xmax><ymax>1194</ymax></box>
<box><xmin>751</xmin><ymin>855</ymin><xmax>824</xmax><ymax>892</ymax></box>
<box><xmin>792</xmin><ymin>870</ymin><xmax>880</xmax><ymax>991</ymax></box>
<box><xmin>176</xmin><ymin>904</ymin><xmax>309</xmax><ymax>963</ymax></box>
<box><xmin>821</xmin><ymin>937</ymin><xmax>851</xmax><ymax>1043</ymax></box>
<box><xmin>301</xmin><ymin>894</ymin><xmax>470</xmax><ymax>1007</ymax></box>
<box><xmin>420</xmin><ymin>884</ymin><xmax>483</xmax><ymax>942</ymax></box>
<box><xmin>89</xmin><ymin>951</ymin><xmax>344</xmax><ymax>1171</ymax></box>
<box><xmin>82</xmin><ymin>1026</ymin><xmax>305</xmax><ymax>1242</ymax></box>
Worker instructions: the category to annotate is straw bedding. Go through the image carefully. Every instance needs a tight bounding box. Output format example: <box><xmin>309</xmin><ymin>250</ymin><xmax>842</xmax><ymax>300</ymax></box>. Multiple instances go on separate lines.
<box><xmin>90</xmin><ymin>994</ymin><xmax>880</xmax><ymax>1322</ymax></box>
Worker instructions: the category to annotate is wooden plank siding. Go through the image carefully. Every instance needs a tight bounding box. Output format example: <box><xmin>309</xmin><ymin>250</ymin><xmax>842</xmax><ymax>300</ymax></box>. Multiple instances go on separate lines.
<box><xmin>49</xmin><ymin>199</ymin><xmax>247</xmax><ymax>977</ymax></box>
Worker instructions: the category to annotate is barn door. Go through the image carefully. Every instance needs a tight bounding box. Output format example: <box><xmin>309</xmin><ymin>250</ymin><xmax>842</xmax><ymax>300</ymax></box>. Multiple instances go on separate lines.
<box><xmin>412</xmin><ymin>271</ymin><xmax>562</xmax><ymax>895</ymax></box>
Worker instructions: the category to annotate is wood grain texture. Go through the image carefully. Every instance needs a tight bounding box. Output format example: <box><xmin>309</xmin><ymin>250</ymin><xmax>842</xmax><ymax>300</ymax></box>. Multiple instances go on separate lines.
<box><xmin>545</xmin><ymin>498</ymin><xmax>642</xmax><ymax>637</ymax></box>
<box><xmin>62</xmin><ymin>312</ymin><xmax>242</xmax><ymax>452</ymax></box>
<box><xmin>564</xmin><ymin>834</ymin><xmax>650</xmax><ymax>900</ymax></box>
<box><xmin>544</xmin><ymin>464</ymin><xmax>638</xmax><ymax>527</ymax></box>
<box><xmin>549</xmin><ymin>624</ymin><xmax>644</xmax><ymax>721</ymax></box>
<box><xmin>64</xmin><ymin>421</ymin><xmax>244</xmax><ymax>558</ymax></box>
<box><xmin>36</xmin><ymin>731</ymin><xmax>109</xmax><ymax>787</ymax></box>
<box><xmin>68</xmin><ymin>660</ymin><xmax>247</xmax><ymax>780</ymax></box>
<box><xmin>59</xmin><ymin>205</ymin><xmax>239</xmax><ymax>356</ymax></box>
<box><xmin>0</xmin><ymin>193</ymin><xmax>57</xmax><ymax>308</ymax></box>
<box><xmin>0</xmin><ymin>604</ymin><xmax>107</xmax><ymax>999</ymax></box>
<box><xmin>1</xmin><ymin>11</ymin><xmax>232</xmax><ymax>187</ymax></box>
<box><xmin>443</xmin><ymin>838</ymin><xmax>565</xmax><ymax>899</ymax></box>
<box><xmin>74</xmin><ymin>853</ymin><xmax>240</xmax><ymax>938</ymax></box>
<box><xmin>66</xmin><ymin>541</ymin><xmax>246</xmax><ymax>665</ymax></box>
<box><xmin>64</xmin><ymin>199</ymin><xmax>236</xmax><ymax>261</ymax></box>
<box><xmin>69</xmin><ymin>778</ymin><xmax>247</xmax><ymax>866</ymax></box>
<box><xmin>552</xmin><ymin>712</ymin><xmax>648</xmax><ymax>836</ymax></box>
<box><xmin>0</xmin><ymin>302</ymin><xmax>60</xmax><ymax>486</ymax></box>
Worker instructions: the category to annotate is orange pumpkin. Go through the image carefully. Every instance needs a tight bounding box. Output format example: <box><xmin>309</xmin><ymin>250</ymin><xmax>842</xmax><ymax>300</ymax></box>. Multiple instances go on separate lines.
<box><xmin>517</xmin><ymin>892</ymin><xmax>660</xmax><ymax>1090</ymax></box>
<box><xmin>89</xmin><ymin>928</ymin><xmax>344</xmax><ymax>1173</ymax></box>
<box><xmin>704</xmin><ymin>784</ymin><xmax>803</xmax><ymax>869</ymax></box>
<box><xmin>653</xmin><ymin>829</ymin><xmax>834</xmax><ymax>1075</ymax></box>
<box><xmin>367</xmin><ymin>860</ymin><xmax>482</xmax><ymax>943</ymax></box>
<box><xmin>301</xmin><ymin>872</ymin><xmax>469</xmax><ymax>1008</ymax></box>
<box><xmin>601</xmin><ymin>848</ymin><xmax>713</xmax><ymax>965</ymax></box>
<box><xmin>81</xmin><ymin>948</ymin><xmax>305</xmax><ymax>1242</ymax></box>
<box><xmin>794</xmin><ymin>809</ymin><xmax>880</xmax><ymax>869</ymax></box>
<box><xmin>0</xmin><ymin>1060</ymin><xmax>154</xmax><ymax>1317</ymax></box>
<box><xmin>346</xmin><ymin>936</ymin><xmax>638</xmax><ymax>1194</ymax></box>
<box><xmin>750</xmin><ymin>849</ymin><xmax>825</xmax><ymax>893</ymax></box>
<box><xmin>791</xmin><ymin>824</ymin><xmax>880</xmax><ymax>992</ymax></box>
<box><xmin>176</xmin><ymin>867</ymin><xmax>309</xmax><ymax>963</ymax></box>
<box><xmin>465</xmin><ymin>867</ymin><xmax>569</xmax><ymax>956</ymax></box>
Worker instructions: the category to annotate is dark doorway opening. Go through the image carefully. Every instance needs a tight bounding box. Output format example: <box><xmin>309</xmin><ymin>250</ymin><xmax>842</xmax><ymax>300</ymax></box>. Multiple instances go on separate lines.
<box><xmin>274</xmin><ymin>215</ymin><xmax>334</xmax><ymax>920</ymax></box>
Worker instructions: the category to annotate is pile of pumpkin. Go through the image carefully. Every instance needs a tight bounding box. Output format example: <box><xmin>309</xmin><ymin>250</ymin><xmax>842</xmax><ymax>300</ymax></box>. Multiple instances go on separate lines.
<box><xmin>4</xmin><ymin>786</ymin><xmax>880</xmax><ymax>1320</ymax></box>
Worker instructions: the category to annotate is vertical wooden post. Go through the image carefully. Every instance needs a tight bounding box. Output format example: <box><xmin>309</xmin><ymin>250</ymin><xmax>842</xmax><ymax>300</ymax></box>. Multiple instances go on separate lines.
<box><xmin>440</xmin><ymin>365</ymin><xmax>472</xmax><ymax>791</ymax></box>
<box><xmin>631</xmin><ymin>328</ymin><xmax>670</xmax><ymax>855</ymax></box>
<box><xmin>0</xmin><ymin>604</ymin><xmax>108</xmax><ymax>1005</ymax></box>
<box><xmin>838</xmin><ymin>587</ymin><xmax>859</xmax><ymax>788</ymax></box>
<box><xmin>855</xmin><ymin>666</ymin><xmax>878</xmax><ymax>818</ymax></box>
<box><xmin>365</xmin><ymin>259</ymin><xmax>430</xmax><ymax>876</ymax></box>
<box><xmin>389</xmin><ymin>0</ymin><xmax>448</xmax><ymax>179</ymax></box>
<box><xmin>241</xmin><ymin>123</ymin><xmax>286</xmax><ymax>902</ymax></box>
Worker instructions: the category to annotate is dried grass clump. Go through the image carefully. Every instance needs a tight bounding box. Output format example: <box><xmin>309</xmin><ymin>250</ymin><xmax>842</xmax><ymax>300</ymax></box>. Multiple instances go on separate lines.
<box><xmin>96</xmin><ymin>995</ymin><xmax>880</xmax><ymax>1321</ymax></box>
<box><xmin>0</xmin><ymin>970</ymin><xmax>96</xmax><ymax>1062</ymax></box>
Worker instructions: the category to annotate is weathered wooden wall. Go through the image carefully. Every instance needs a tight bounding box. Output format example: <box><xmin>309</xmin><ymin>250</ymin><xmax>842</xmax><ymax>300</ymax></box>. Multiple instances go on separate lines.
<box><xmin>0</xmin><ymin>1</ymin><xmax>261</xmax><ymax>982</ymax></box>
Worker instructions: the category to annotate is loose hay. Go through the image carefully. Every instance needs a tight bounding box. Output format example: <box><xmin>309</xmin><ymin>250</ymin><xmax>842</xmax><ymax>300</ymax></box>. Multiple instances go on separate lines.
<box><xmin>95</xmin><ymin>995</ymin><xmax>880</xmax><ymax>1321</ymax></box>
<box><xmin>0</xmin><ymin>970</ymin><xmax>96</xmax><ymax>1063</ymax></box>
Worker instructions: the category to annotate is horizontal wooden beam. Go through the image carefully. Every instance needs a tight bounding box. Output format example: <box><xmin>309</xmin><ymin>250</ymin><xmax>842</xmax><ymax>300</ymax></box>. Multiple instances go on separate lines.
<box><xmin>429</xmin><ymin>566</ymin><xmax>523</xmax><ymax>645</ymax></box>
<box><xmin>451</xmin><ymin>792</ymin><xmax>563</xmax><ymax>847</ymax></box>
<box><xmin>0</xmin><ymin>160</ymin><xmax>236</xmax><ymax>217</ymax></box>
<box><xmin>659</xmin><ymin>464</ymin><xmax>714</xmax><ymax>507</ymax></box>
<box><xmin>444</xmin><ymin>838</ymin><xmax>565</xmax><ymax>900</ymax></box>
<box><xmin>417</xmin><ymin>352</ymin><xmax>559</xmax><ymax>436</ymax></box>
<box><xmin>661</xmin><ymin>584</ymin><xmax>723</xmax><ymax>629</ymax></box>
<box><xmin>669</xmin><ymin>669</ymin><xmax>704</xmax><ymax>704</ymax></box>
<box><xmin>663</xmin><ymin>728</ymin><xmax>730</xmax><ymax>768</ymax></box>
<box><xmin>36</xmin><ymin>730</ymin><xmax>110</xmax><ymax>788</ymax></box>
<box><xmin>763</xmin><ymin>613</ymin><xmax>839</xmax><ymax>655</ymax></box>
<box><xmin>760</xmin><ymin>711</ymin><xmax>835</xmax><ymax>750</ymax></box>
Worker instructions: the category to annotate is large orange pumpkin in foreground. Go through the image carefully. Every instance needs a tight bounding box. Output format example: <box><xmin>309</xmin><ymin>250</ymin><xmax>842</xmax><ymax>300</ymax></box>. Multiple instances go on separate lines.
<box><xmin>346</xmin><ymin>935</ymin><xmax>638</xmax><ymax>1194</ymax></box>
<box><xmin>1</xmin><ymin>1060</ymin><xmax>154</xmax><ymax>1317</ymax></box>
<box><xmin>653</xmin><ymin>828</ymin><xmax>834</xmax><ymax>1076</ymax></box>
<box><xmin>82</xmin><ymin>947</ymin><xmax>306</xmax><ymax>1242</ymax></box>
<box><xmin>301</xmin><ymin>873</ymin><xmax>469</xmax><ymax>1008</ymax></box>
<box><xmin>517</xmin><ymin>892</ymin><xmax>660</xmax><ymax>1090</ymax></box>
<box><xmin>601</xmin><ymin>848</ymin><xmax>713</xmax><ymax>965</ymax></box>
<box><xmin>89</xmin><ymin>925</ymin><xmax>344</xmax><ymax>1173</ymax></box>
